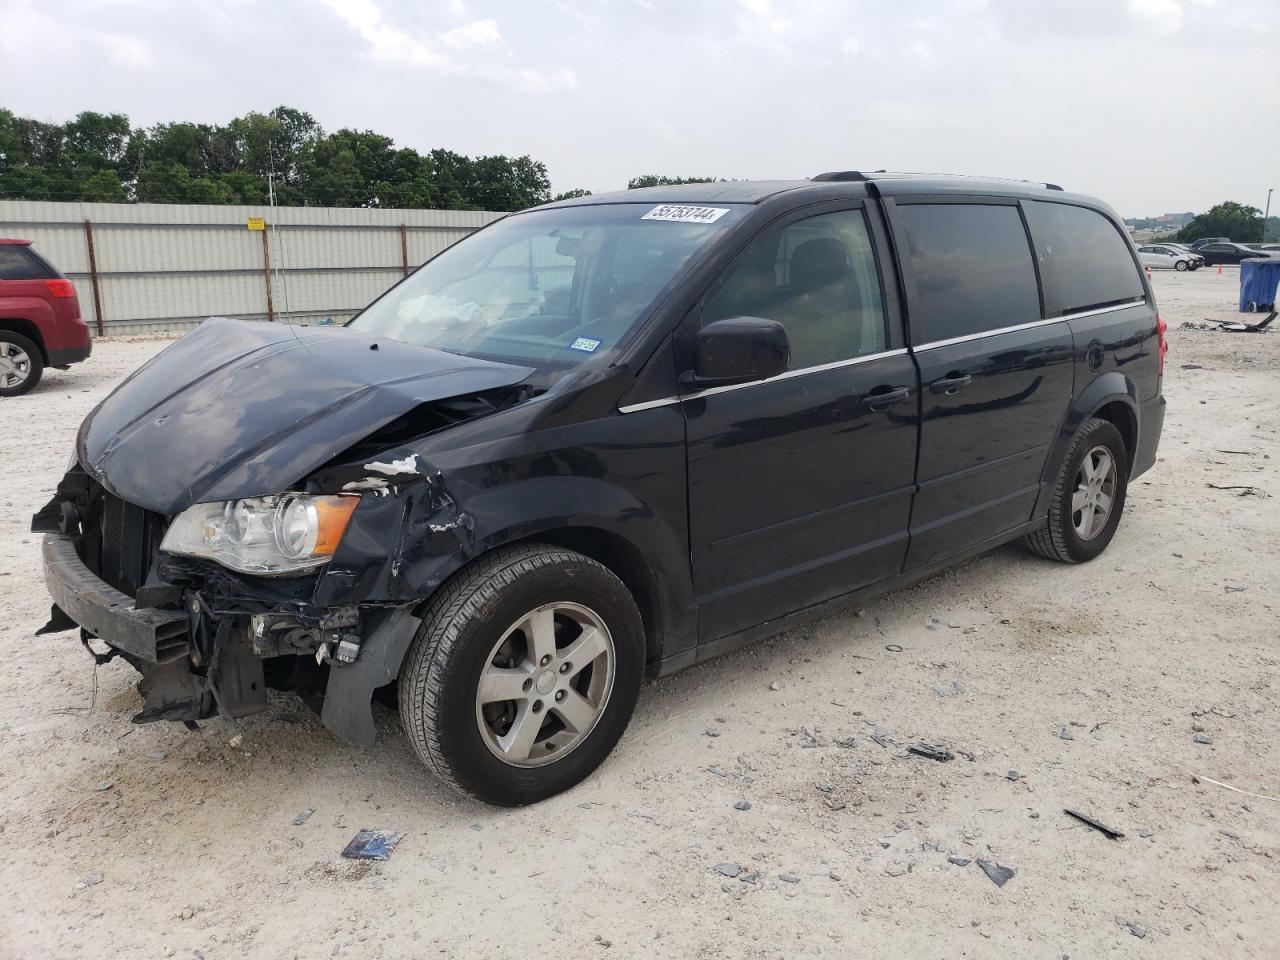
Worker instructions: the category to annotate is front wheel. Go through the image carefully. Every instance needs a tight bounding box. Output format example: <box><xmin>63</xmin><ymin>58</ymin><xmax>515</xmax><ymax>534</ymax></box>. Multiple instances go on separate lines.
<box><xmin>1175</xmin><ymin>259</ymin><xmax>1189</xmax><ymax>271</ymax></box>
<box><xmin>398</xmin><ymin>544</ymin><xmax>645</xmax><ymax>806</ymax></box>
<box><xmin>1025</xmin><ymin>417</ymin><xmax>1129</xmax><ymax>563</ymax></box>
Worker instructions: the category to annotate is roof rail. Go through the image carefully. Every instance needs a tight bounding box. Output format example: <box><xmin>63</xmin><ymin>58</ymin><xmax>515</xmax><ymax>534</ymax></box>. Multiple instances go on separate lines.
<box><xmin>813</xmin><ymin>170</ymin><xmax>1067</xmax><ymax>192</ymax></box>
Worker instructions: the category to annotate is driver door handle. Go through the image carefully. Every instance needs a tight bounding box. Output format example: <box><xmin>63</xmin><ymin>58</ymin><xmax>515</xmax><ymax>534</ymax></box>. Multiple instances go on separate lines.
<box><xmin>860</xmin><ymin>385</ymin><xmax>912</xmax><ymax>410</ymax></box>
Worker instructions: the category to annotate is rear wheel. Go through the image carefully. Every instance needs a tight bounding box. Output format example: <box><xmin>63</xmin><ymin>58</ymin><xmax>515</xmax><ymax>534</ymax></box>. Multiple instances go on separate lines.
<box><xmin>1025</xmin><ymin>417</ymin><xmax>1129</xmax><ymax>563</ymax></box>
<box><xmin>398</xmin><ymin>544</ymin><xmax>645</xmax><ymax>806</ymax></box>
<box><xmin>0</xmin><ymin>331</ymin><xmax>43</xmax><ymax>397</ymax></box>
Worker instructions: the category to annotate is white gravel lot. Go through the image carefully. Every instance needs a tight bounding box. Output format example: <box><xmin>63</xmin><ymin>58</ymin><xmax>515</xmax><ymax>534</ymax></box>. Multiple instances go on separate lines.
<box><xmin>1</xmin><ymin>266</ymin><xmax>1278</xmax><ymax>959</ymax></box>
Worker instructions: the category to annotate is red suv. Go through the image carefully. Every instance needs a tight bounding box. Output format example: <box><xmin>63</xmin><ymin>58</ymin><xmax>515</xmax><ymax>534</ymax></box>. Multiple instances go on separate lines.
<box><xmin>0</xmin><ymin>239</ymin><xmax>92</xmax><ymax>396</ymax></box>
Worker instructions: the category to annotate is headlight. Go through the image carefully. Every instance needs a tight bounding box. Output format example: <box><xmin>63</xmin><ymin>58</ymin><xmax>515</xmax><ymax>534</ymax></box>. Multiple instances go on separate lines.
<box><xmin>161</xmin><ymin>493</ymin><xmax>360</xmax><ymax>576</ymax></box>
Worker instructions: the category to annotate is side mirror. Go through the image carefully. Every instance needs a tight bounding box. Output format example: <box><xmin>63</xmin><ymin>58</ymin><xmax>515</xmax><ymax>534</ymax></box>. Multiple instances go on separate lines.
<box><xmin>681</xmin><ymin>316</ymin><xmax>790</xmax><ymax>390</ymax></box>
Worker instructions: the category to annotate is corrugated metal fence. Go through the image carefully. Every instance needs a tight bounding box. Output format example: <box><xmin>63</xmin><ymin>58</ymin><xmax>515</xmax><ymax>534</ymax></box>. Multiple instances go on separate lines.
<box><xmin>0</xmin><ymin>200</ymin><xmax>505</xmax><ymax>335</ymax></box>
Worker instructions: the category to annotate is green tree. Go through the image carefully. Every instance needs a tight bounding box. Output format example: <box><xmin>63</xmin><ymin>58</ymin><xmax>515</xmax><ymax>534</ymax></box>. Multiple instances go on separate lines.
<box><xmin>63</xmin><ymin>112</ymin><xmax>130</xmax><ymax>171</ymax></box>
<box><xmin>79</xmin><ymin>168</ymin><xmax>128</xmax><ymax>202</ymax></box>
<box><xmin>627</xmin><ymin>175</ymin><xmax>718</xmax><ymax>189</ymax></box>
<box><xmin>1178</xmin><ymin>202</ymin><xmax>1264</xmax><ymax>244</ymax></box>
<box><xmin>549</xmin><ymin>188</ymin><xmax>592</xmax><ymax>202</ymax></box>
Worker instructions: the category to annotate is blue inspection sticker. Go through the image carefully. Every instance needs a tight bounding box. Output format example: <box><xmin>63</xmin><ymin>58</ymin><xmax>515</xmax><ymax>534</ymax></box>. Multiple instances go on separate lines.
<box><xmin>570</xmin><ymin>337</ymin><xmax>602</xmax><ymax>353</ymax></box>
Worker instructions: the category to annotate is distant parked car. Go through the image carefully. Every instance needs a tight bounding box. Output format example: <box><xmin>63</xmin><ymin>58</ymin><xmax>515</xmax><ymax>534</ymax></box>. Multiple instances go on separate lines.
<box><xmin>0</xmin><ymin>239</ymin><xmax>92</xmax><ymax>396</ymax></box>
<box><xmin>1189</xmin><ymin>237</ymin><xmax>1231</xmax><ymax>250</ymax></box>
<box><xmin>1259</xmin><ymin>244</ymin><xmax>1280</xmax><ymax>253</ymax></box>
<box><xmin>1195</xmin><ymin>242</ymin><xmax>1272</xmax><ymax>266</ymax></box>
<box><xmin>1137</xmin><ymin>244</ymin><xmax>1201</xmax><ymax>271</ymax></box>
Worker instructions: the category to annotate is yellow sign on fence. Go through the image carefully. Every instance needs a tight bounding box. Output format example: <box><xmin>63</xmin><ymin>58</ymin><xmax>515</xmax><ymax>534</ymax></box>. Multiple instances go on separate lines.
<box><xmin>246</xmin><ymin>217</ymin><xmax>265</xmax><ymax>231</ymax></box>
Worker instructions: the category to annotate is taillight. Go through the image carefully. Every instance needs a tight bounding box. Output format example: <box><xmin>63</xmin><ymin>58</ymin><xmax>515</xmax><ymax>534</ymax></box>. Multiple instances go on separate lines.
<box><xmin>1155</xmin><ymin>314</ymin><xmax>1168</xmax><ymax>377</ymax></box>
<box><xmin>44</xmin><ymin>279</ymin><xmax>77</xmax><ymax>299</ymax></box>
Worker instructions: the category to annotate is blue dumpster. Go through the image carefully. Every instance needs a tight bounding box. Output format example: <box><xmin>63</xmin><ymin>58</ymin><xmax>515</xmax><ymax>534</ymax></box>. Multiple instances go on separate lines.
<box><xmin>1239</xmin><ymin>259</ymin><xmax>1280</xmax><ymax>312</ymax></box>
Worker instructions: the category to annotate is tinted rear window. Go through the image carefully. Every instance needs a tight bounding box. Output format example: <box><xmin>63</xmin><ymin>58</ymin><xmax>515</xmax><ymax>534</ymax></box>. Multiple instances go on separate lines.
<box><xmin>0</xmin><ymin>244</ymin><xmax>55</xmax><ymax>281</ymax></box>
<box><xmin>896</xmin><ymin>203</ymin><xmax>1041</xmax><ymax>343</ymax></box>
<box><xmin>1024</xmin><ymin>201</ymin><xmax>1144</xmax><ymax>313</ymax></box>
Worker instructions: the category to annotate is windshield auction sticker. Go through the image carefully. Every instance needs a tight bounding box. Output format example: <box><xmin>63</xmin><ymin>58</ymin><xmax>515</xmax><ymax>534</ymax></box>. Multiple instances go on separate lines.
<box><xmin>641</xmin><ymin>204</ymin><xmax>730</xmax><ymax>224</ymax></box>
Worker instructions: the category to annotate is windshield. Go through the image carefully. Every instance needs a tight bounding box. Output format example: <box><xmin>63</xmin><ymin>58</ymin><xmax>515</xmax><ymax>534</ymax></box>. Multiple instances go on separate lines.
<box><xmin>349</xmin><ymin>202</ymin><xmax>745</xmax><ymax>371</ymax></box>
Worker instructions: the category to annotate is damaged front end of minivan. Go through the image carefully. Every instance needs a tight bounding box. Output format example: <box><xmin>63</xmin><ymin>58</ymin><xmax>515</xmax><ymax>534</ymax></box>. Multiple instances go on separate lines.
<box><xmin>31</xmin><ymin>317</ymin><xmax>539</xmax><ymax>744</ymax></box>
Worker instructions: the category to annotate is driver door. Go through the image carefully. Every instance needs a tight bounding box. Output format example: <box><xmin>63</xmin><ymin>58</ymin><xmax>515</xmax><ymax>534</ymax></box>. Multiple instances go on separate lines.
<box><xmin>680</xmin><ymin>202</ymin><xmax>919</xmax><ymax>643</ymax></box>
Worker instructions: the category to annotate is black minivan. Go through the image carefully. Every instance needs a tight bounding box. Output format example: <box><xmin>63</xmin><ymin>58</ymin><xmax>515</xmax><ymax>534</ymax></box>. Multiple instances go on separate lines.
<box><xmin>34</xmin><ymin>172</ymin><xmax>1166</xmax><ymax>805</ymax></box>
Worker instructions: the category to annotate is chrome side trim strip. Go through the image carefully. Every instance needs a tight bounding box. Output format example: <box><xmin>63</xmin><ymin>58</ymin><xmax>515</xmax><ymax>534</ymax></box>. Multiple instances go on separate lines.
<box><xmin>617</xmin><ymin>299</ymin><xmax>1147</xmax><ymax>413</ymax></box>
<box><xmin>912</xmin><ymin>299</ymin><xmax>1147</xmax><ymax>353</ymax></box>
<box><xmin>616</xmin><ymin>348</ymin><xmax>910</xmax><ymax>414</ymax></box>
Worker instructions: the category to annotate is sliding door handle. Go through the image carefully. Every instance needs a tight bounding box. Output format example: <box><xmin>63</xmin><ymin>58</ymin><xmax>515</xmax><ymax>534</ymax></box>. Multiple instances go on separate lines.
<box><xmin>860</xmin><ymin>385</ymin><xmax>912</xmax><ymax>409</ymax></box>
<box><xmin>929</xmin><ymin>373</ymin><xmax>972</xmax><ymax>395</ymax></box>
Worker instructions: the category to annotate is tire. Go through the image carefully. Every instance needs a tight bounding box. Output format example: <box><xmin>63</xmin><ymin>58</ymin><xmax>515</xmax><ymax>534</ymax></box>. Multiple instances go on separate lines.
<box><xmin>398</xmin><ymin>543</ymin><xmax>645</xmax><ymax>806</ymax></box>
<box><xmin>1175</xmin><ymin>259</ymin><xmax>1188</xmax><ymax>271</ymax></box>
<box><xmin>1024</xmin><ymin>417</ymin><xmax>1129</xmax><ymax>564</ymax></box>
<box><xmin>0</xmin><ymin>330</ymin><xmax>44</xmax><ymax>397</ymax></box>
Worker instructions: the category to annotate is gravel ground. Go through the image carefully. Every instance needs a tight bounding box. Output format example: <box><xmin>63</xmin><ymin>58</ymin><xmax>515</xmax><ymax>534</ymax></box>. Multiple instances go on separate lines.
<box><xmin>2</xmin><ymin>266</ymin><xmax>1278</xmax><ymax>959</ymax></box>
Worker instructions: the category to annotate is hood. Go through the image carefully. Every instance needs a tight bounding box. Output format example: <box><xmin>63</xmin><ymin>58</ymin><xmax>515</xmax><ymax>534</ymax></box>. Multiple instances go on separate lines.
<box><xmin>78</xmin><ymin>317</ymin><xmax>533</xmax><ymax>514</ymax></box>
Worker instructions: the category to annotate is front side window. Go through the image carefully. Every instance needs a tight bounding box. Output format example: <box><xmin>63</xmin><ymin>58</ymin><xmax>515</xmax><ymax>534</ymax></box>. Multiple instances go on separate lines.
<box><xmin>703</xmin><ymin>209</ymin><xmax>887</xmax><ymax>369</ymax></box>
<box><xmin>350</xmin><ymin>203</ymin><xmax>745</xmax><ymax>373</ymax></box>
<box><xmin>895</xmin><ymin>203</ymin><xmax>1041</xmax><ymax>343</ymax></box>
<box><xmin>1024</xmin><ymin>201</ymin><xmax>1145</xmax><ymax>313</ymax></box>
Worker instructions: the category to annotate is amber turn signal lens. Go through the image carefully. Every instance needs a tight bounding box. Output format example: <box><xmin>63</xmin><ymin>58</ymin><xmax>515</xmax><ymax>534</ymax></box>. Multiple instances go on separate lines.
<box><xmin>313</xmin><ymin>495</ymin><xmax>361</xmax><ymax>556</ymax></box>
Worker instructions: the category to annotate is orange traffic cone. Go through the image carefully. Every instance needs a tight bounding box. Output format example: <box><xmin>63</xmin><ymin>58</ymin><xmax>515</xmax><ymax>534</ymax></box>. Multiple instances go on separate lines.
<box><xmin>1218</xmin><ymin>264</ymin><xmax>1224</xmax><ymax>275</ymax></box>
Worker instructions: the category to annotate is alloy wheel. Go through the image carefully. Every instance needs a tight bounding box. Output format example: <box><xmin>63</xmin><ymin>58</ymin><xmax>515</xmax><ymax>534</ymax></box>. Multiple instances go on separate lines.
<box><xmin>0</xmin><ymin>342</ymin><xmax>32</xmax><ymax>390</ymax></box>
<box><xmin>1071</xmin><ymin>445</ymin><xmax>1117</xmax><ymax>541</ymax></box>
<box><xmin>474</xmin><ymin>602</ymin><xmax>615</xmax><ymax>767</ymax></box>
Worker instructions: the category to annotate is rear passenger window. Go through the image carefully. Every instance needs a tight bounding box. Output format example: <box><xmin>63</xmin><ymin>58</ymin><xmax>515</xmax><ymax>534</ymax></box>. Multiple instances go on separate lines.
<box><xmin>0</xmin><ymin>245</ymin><xmax>50</xmax><ymax>280</ymax></box>
<box><xmin>895</xmin><ymin>203</ymin><xmax>1041</xmax><ymax>344</ymax></box>
<box><xmin>1024</xmin><ymin>201</ymin><xmax>1144</xmax><ymax>313</ymax></box>
<box><xmin>703</xmin><ymin>209</ymin><xmax>887</xmax><ymax>369</ymax></box>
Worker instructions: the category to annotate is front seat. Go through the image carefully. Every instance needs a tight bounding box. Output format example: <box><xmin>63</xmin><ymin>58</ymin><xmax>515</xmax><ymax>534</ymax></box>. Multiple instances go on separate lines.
<box><xmin>783</xmin><ymin>238</ymin><xmax>861</xmax><ymax>367</ymax></box>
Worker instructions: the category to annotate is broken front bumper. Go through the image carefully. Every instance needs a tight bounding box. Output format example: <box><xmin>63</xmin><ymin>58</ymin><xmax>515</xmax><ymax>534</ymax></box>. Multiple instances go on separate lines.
<box><xmin>41</xmin><ymin>533</ymin><xmax>188</xmax><ymax>663</ymax></box>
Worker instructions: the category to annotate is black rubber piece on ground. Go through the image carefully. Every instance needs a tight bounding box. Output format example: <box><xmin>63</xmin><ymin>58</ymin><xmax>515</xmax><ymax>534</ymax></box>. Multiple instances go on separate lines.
<box><xmin>398</xmin><ymin>543</ymin><xmax>644</xmax><ymax>806</ymax></box>
<box><xmin>1024</xmin><ymin>416</ymin><xmax>1129</xmax><ymax>564</ymax></box>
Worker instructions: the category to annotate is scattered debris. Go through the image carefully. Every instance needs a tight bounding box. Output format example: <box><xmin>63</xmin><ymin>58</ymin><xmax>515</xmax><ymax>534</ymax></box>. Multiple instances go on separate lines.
<box><xmin>934</xmin><ymin>680</ymin><xmax>964</xmax><ymax>697</ymax></box>
<box><xmin>1117</xmin><ymin>917</ymin><xmax>1147</xmax><ymax>939</ymax></box>
<box><xmin>715</xmin><ymin>863</ymin><xmax>741</xmax><ymax>878</ymax></box>
<box><xmin>1193</xmin><ymin>734</ymin><xmax>1214</xmax><ymax>745</ymax></box>
<box><xmin>975</xmin><ymin>860</ymin><xmax>1014</xmax><ymax>887</ymax></box>
<box><xmin>769</xmin><ymin>681</ymin><xmax>781</xmax><ymax>691</ymax></box>
<box><xmin>948</xmin><ymin>856</ymin><xmax>971</xmax><ymax>867</ymax></box>
<box><xmin>884</xmin><ymin>644</ymin><xmax>903</xmax><ymax>653</ymax></box>
<box><xmin>1005</xmin><ymin>771</ymin><xmax>1020</xmax><ymax>782</ymax></box>
<box><xmin>1064</xmin><ymin>808</ymin><xmax>1125</xmax><ymax>840</ymax></box>
<box><xmin>908</xmin><ymin>743</ymin><xmax>954</xmax><ymax>762</ymax></box>
<box><xmin>778</xmin><ymin>872</ymin><xmax>801</xmax><ymax>884</ymax></box>
<box><xmin>834</xmin><ymin>737</ymin><xmax>856</xmax><ymax>749</ymax></box>
<box><xmin>144</xmin><ymin>751</ymin><xmax>167</xmax><ymax>761</ymax></box>
<box><xmin>292</xmin><ymin>809</ymin><xmax>315</xmax><ymax>826</ymax></box>
<box><xmin>705</xmin><ymin>728</ymin><xmax>721</xmax><ymax>738</ymax></box>
<box><xmin>1193</xmin><ymin>775</ymin><xmax>1280</xmax><ymax>804</ymax></box>
<box><xmin>1137</xmin><ymin>828</ymin><xmax>1154</xmax><ymax>838</ymax></box>
<box><xmin>733</xmin><ymin>800</ymin><xmax>751</xmax><ymax>811</ymax></box>
<box><xmin>341</xmin><ymin>829</ymin><xmax>402</xmax><ymax>861</ymax></box>
<box><xmin>228</xmin><ymin>734</ymin><xmax>243</xmax><ymax>749</ymax></box>
<box><xmin>870</xmin><ymin>733</ymin><xmax>891</xmax><ymax>749</ymax></box>
<box><xmin>82</xmin><ymin>871</ymin><xmax>104</xmax><ymax>887</ymax></box>
<box><xmin>93</xmin><ymin>782</ymin><xmax>113</xmax><ymax>792</ymax></box>
<box><xmin>883</xmin><ymin>862</ymin><xmax>910</xmax><ymax>877</ymax></box>
<box><xmin>1206</xmin><ymin>483</ymin><xmax>1268</xmax><ymax>498</ymax></box>
<box><xmin>1058</xmin><ymin>726</ymin><xmax>1074</xmax><ymax>741</ymax></box>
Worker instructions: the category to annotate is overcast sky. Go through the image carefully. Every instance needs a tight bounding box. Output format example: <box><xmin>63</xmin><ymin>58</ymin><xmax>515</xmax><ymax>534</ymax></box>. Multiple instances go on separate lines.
<box><xmin>2</xmin><ymin>0</ymin><xmax>1276</xmax><ymax>216</ymax></box>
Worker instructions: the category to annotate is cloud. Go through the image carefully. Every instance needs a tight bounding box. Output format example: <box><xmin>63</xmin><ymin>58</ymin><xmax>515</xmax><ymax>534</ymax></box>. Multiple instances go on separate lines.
<box><xmin>441</xmin><ymin>17</ymin><xmax>501</xmax><ymax>49</ymax></box>
<box><xmin>317</xmin><ymin>0</ymin><xmax>573</xmax><ymax>90</ymax></box>
<box><xmin>101</xmin><ymin>32</ymin><xmax>154</xmax><ymax>69</ymax></box>
<box><xmin>1130</xmin><ymin>0</ymin><xmax>1186</xmax><ymax>32</ymax></box>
